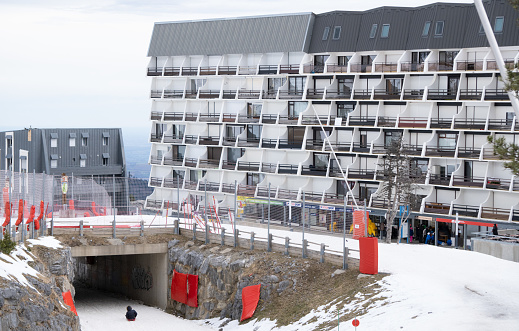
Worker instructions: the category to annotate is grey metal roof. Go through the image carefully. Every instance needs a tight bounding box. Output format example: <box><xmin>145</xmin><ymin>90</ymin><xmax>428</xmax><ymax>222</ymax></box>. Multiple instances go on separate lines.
<box><xmin>148</xmin><ymin>13</ymin><xmax>314</xmax><ymax>56</ymax></box>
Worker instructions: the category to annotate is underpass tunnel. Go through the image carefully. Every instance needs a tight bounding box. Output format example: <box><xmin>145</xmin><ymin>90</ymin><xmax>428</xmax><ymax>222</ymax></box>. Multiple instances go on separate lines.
<box><xmin>73</xmin><ymin>249</ymin><xmax>168</xmax><ymax>310</ymax></box>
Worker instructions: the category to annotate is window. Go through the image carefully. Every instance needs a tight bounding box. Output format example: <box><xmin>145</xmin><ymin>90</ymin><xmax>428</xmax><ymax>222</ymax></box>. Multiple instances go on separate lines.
<box><xmin>337</xmin><ymin>103</ymin><xmax>355</xmax><ymax>118</ymax></box>
<box><xmin>288</xmin><ymin>76</ymin><xmax>306</xmax><ymax>93</ymax></box>
<box><xmin>82</xmin><ymin>137</ymin><xmax>88</xmax><ymax>146</ymax></box>
<box><xmin>102</xmin><ymin>132</ymin><xmax>110</xmax><ymax>146</ymax></box>
<box><xmin>435</xmin><ymin>21</ymin><xmax>444</xmax><ymax>36</ymax></box>
<box><xmin>369</xmin><ymin>24</ymin><xmax>378</xmax><ymax>38</ymax></box>
<box><xmin>422</xmin><ymin>21</ymin><xmax>431</xmax><ymax>37</ymax></box>
<box><xmin>380</xmin><ymin>24</ymin><xmax>390</xmax><ymax>38</ymax></box>
<box><xmin>338</xmin><ymin>56</ymin><xmax>350</xmax><ymax>66</ymax></box>
<box><xmin>80</xmin><ymin>154</ymin><xmax>86</xmax><ymax>167</ymax></box>
<box><xmin>102</xmin><ymin>153</ymin><xmax>110</xmax><ymax>166</ymax></box>
<box><xmin>226</xmin><ymin>125</ymin><xmax>244</xmax><ymax>140</ymax></box>
<box><xmin>247</xmin><ymin>103</ymin><xmax>262</xmax><ymax>117</ymax></box>
<box><xmin>313</xmin><ymin>153</ymin><xmax>329</xmax><ymax>169</ymax></box>
<box><xmin>288</xmin><ymin>101</ymin><xmax>308</xmax><ymax>118</ymax></box>
<box><xmin>332</xmin><ymin>26</ymin><xmax>341</xmax><ymax>40</ymax></box>
<box><xmin>479</xmin><ymin>24</ymin><xmax>484</xmax><ymax>34</ymax></box>
<box><xmin>227</xmin><ymin>148</ymin><xmax>243</xmax><ymax>162</ymax></box>
<box><xmin>69</xmin><ymin>138</ymin><xmax>75</xmax><ymax>147</ymax></box>
<box><xmin>322</xmin><ymin>27</ymin><xmax>330</xmax><ymax>40</ymax></box>
<box><xmin>247</xmin><ymin>125</ymin><xmax>262</xmax><ymax>140</ymax></box>
<box><xmin>50</xmin><ymin>154</ymin><xmax>58</xmax><ymax>169</ymax></box>
<box><xmin>50</xmin><ymin>133</ymin><xmax>58</xmax><ymax>148</ymax></box>
<box><xmin>494</xmin><ymin>16</ymin><xmax>504</xmax><ymax>33</ymax></box>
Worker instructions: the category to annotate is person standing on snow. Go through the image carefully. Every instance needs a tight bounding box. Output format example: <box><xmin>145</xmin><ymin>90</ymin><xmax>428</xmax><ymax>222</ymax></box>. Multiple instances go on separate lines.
<box><xmin>126</xmin><ymin>306</ymin><xmax>138</xmax><ymax>321</ymax></box>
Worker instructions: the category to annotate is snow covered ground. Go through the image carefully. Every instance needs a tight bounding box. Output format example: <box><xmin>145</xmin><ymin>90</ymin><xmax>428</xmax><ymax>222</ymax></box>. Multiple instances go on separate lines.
<box><xmin>12</xmin><ymin>217</ymin><xmax>519</xmax><ymax>330</ymax></box>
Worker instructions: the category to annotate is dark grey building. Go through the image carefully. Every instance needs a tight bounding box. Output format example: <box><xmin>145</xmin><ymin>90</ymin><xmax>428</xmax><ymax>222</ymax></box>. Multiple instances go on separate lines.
<box><xmin>0</xmin><ymin>128</ymin><xmax>126</xmax><ymax>177</ymax></box>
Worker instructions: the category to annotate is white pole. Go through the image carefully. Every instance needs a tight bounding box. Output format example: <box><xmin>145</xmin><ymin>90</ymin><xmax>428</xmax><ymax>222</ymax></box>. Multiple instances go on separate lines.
<box><xmin>474</xmin><ymin>0</ymin><xmax>519</xmax><ymax>116</ymax></box>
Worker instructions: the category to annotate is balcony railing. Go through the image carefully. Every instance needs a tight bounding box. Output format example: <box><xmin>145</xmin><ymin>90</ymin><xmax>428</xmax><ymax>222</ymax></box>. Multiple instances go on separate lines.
<box><xmin>237</xmin><ymin>115</ymin><xmax>260</xmax><ymax>123</ymax></box>
<box><xmin>218</xmin><ymin>66</ymin><xmax>237</xmax><ymax>75</ymax></box>
<box><xmin>181</xmin><ymin>67</ymin><xmax>198</xmax><ymax>76</ymax></box>
<box><xmin>324</xmin><ymin>142</ymin><xmax>351</xmax><ymax>152</ymax></box>
<box><xmin>184</xmin><ymin>113</ymin><xmax>198</xmax><ymax>121</ymax></box>
<box><xmin>373</xmin><ymin>89</ymin><xmax>401</xmax><ymax>100</ymax></box>
<box><xmin>456</xmin><ymin>60</ymin><xmax>483</xmax><ymax>71</ymax></box>
<box><xmin>428</xmin><ymin>174</ymin><xmax>450</xmax><ymax>186</ymax></box>
<box><xmin>222</xmin><ymin>90</ymin><xmax>237</xmax><ymax>99</ymax></box>
<box><xmin>301</xmin><ymin>165</ymin><xmax>327</xmax><ymax>176</ymax></box>
<box><xmin>184</xmin><ymin>90</ymin><xmax>198</xmax><ymax>99</ymax></box>
<box><xmin>456</xmin><ymin>147</ymin><xmax>481</xmax><ymax>159</ymax></box>
<box><xmin>163</xmin><ymin>156</ymin><xmax>183</xmax><ymax>166</ymax></box>
<box><xmin>428</xmin><ymin>62</ymin><xmax>454</xmax><ymax>71</ymax></box>
<box><xmin>163</xmin><ymin>112</ymin><xmax>184</xmax><ymax>121</ymax></box>
<box><xmin>147</xmin><ymin>67</ymin><xmax>163</xmax><ymax>76</ymax></box>
<box><xmin>303</xmin><ymin>190</ymin><xmax>324</xmax><ymax>202</ymax></box>
<box><xmin>349</xmin><ymin>63</ymin><xmax>372</xmax><ymax>73</ymax></box>
<box><xmin>184</xmin><ymin>158</ymin><xmax>198</xmax><ymax>167</ymax></box>
<box><xmin>199</xmin><ymin>113</ymin><xmax>220</xmax><ymax>122</ymax></box>
<box><xmin>184</xmin><ymin>135</ymin><xmax>198</xmax><ymax>144</ymax></box>
<box><xmin>351</xmin><ymin>142</ymin><xmax>370</xmax><ymax>153</ymax></box>
<box><xmin>325</xmin><ymin>89</ymin><xmax>351</xmax><ymax>99</ymax></box>
<box><xmin>400</xmin><ymin>62</ymin><xmax>425</xmax><ymax>72</ymax></box>
<box><xmin>237</xmin><ymin>184</ymin><xmax>256</xmax><ymax>196</ymax></box>
<box><xmin>198</xmin><ymin>136</ymin><xmax>220</xmax><ymax>145</ymax></box>
<box><xmin>425</xmin><ymin>146</ymin><xmax>456</xmax><ymax>157</ymax></box>
<box><xmin>278</xmin><ymin>115</ymin><xmax>299</xmax><ymax>124</ymax></box>
<box><xmin>452</xmin><ymin>204</ymin><xmax>479</xmax><ymax>218</ymax></box>
<box><xmin>424</xmin><ymin>202</ymin><xmax>451</xmax><ymax>214</ymax></box>
<box><xmin>403</xmin><ymin>89</ymin><xmax>424</xmax><ymax>100</ymax></box>
<box><xmin>278</xmin><ymin>164</ymin><xmax>298</xmax><ymax>174</ymax></box>
<box><xmin>237</xmin><ymin>137</ymin><xmax>260</xmax><ymax>147</ymax></box>
<box><xmin>150</xmin><ymin>90</ymin><xmax>162</xmax><ymax>98</ymax></box>
<box><xmin>347</xmin><ymin>169</ymin><xmax>375</xmax><ymax>179</ymax></box>
<box><xmin>348</xmin><ymin>116</ymin><xmax>376</xmax><ymax>126</ymax></box>
<box><xmin>164</xmin><ymin>67</ymin><xmax>181</xmax><ymax>76</ymax></box>
<box><xmin>237</xmin><ymin>90</ymin><xmax>261</xmax><ymax>99</ymax></box>
<box><xmin>485</xmin><ymin>177</ymin><xmax>512</xmax><ymax>191</ymax></box>
<box><xmin>221</xmin><ymin>183</ymin><xmax>236</xmax><ymax>193</ymax></box>
<box><xmin>427</xmin><ymin>89</ymin><xmax>458</xmax><ymax>100</ymax></box>
<box><xmin>198</xmin><ymin>181</ymin><xmax>220</xmax><ymax>192</ymax></box>
<box><xmin>398</xmin><ymin>117</ymin><xmax>428</xmax><ymax>128</ymax></box>
<box><xmin>277</xmin><ymin>188</ymin><xmax>298</xmax><ymax>200</ymax></box>
<box><xmin>487</xmin><ymin>118</ymin><xmax>515</xmax><ymax>130</ymax></box>
<box><xmin>150</xmin><ymin>156</ymin><xmax>162</xmax><ymax>165</ymax></box>
<box><xmin>222</xmin><ymin>113</ymin><xmax>237</xmax><ymax>122</ymax></box>
<box><xmin>238</xmin><ymin>66</ymin><xmax>257</xmax><ymax>75</ymax></box>
<box><xmin>151</xmin><ymin>111</ymin><xmax>162</xmax><ymax>120</ymax></box>
<box><xmin>486</xmin><ymin>59</ymin><xmax>515</xmax><ymax>70</ymax></box>
<box><xmin>402</xmin><ymin>144</ymin><xmax>423</xmax><ymax>156</ymax></box>
<box><xmin>278</xmin><ymin>90</ymin><xmax>304</xmax><ymax>99</ymax></box>
<box><xmin>459</xmin><ymin>89</ymin><xmax>482</xmax><ymax>100</ymax></box>
<box><xmin>261</xmin><ymin>139</ymin><xmax>277</xmax><ymax>148</ymax></box>
<box><xmin>377</xmin><ymin>116</ymin><xmax>397</xmax><ymax>127</ymax></box>
<box><xmin>257</xmin><ymin>186</ymin><xmax>276</xmax><ymax>198</ymax></box>
<box><xmin>149</xmin><ymin>177</ymin><xmax>162</xmax><ymax>187</ymax></box>
<box><xmin>374</xmin><ymin>63</ymin><xmax>397</xmax><ymax>72</ymax></box>
<box><xmin>326</xmin><ymin>64</ymin><xmax>348</xmax><ymax>73</ymax></box>
<box><xmin>429</xmin><ymin>118</ymin><xmax>452</xmax><ymax>129</ymax></box>
<box><xmin>198</xmin><ymin>159</ymin><xmax>220</xmax><ymax>168</ymax></box>
<box><xmin>480</xmin><ymin>207</ymin><xmax>511</xmax><ymax>220</ymax></box>
<box><xmin>222</xmin><ymin>137</ymin><xmax>237</xmax><ymax>146</ymax></box>
<box><xmin>221</xmin><ymin>160</ymin><xmax>237</xmax><ymax>170</ymax></box>
<box><xmin>163</xmin><ymin>90</ymin><xmax>184</xmax><ymax>99</ymax></box>
<box><xmin>163</xmin><ymin>178</ymin><xmax>183</xmax><ymax>188</ymax></box>
<box><xmin>198</xmin><ymin>90</ymin><xmax>220</xmax><ymax>99</ymax></box>
<box><xmin>237</xmin><ymin>161</ymin><xmax>260</xmax><ymax>171</ymax></box>
<box><xmin>184</xmin><ymin>180</ymin><xmax>197</xmax><ymax>190</ymax></box>
<box><xmin>261</xmin><ymin>114</ymin><xmax>277</xmax><ymax>124</ymax></box>
<box><xmin>262</xmin><ymin>90</ymin><xmax>278</xmax><ymax>99</ymax></box>
<box><xmin>150</xmin><ymin>133</ymin><xmax>162</xmax><ymax>143</ymax></box>
<box><xmin>305</xmin><ymin>139</ymin><xmax>324</xmax><ymax>150</ymax></box>
<box><xmin>301</xmin><ymin>115</ymin><xmax>328</xmax><ymax>125</ymax></box>
<box><xmin>146</xmin><ymin>199</ymin><xmax>162</xmax><ymax>209</ymax></box>
<box><xmin>484</xmin><ymin>89</ymin><xmax>509</xmax><ymax>101</ymax></box>
<box><xmin>453</xmin><ymin>118</ymin><xmax>486</xmax><ymax>129</ymax></box>
<box><xmin>451</xmin><ymin>175</ymin><xmax>485</xmax><ymax>188</ymax></box>
<box><xmin>261</xmin><ymin>163</ymin><xmax>277</xmax><ymax>173</ymax></box>
<box><xmin>258</xmin><ymin>65</ymin><xmax>278</xmax><ymax>75</ymax></box>
<box><xmin>199</xmin><ymin>66</ymin><xmax>217</xmax><ymax>75</ymax></box>
<box><xmin>306</xmin><ymin>89</ymin><xmax>324</xmax><ymax>99</ymax></box>
<box><xmin>278</xmin><ymin>139</ymin><xmax>303</xmax><ymax>149</ymax></box>
<box><xmin>163</xmin><ymin>134</ymin><xmax>184</xmax><ymax>143</ymax></box>
<box><xmin>303</xmin><ymin>64</ymin><xmax>324</xmax><ymax>74</ymax></box>
<box><xmin>279</xmin><ymin>64</ymin><xmax>299</xmax><ymax>74</ymax></box>
<box><xmin>353</xmin><ymin>89</ymin><xmax>371</xmax><ymax>99</ymax></box>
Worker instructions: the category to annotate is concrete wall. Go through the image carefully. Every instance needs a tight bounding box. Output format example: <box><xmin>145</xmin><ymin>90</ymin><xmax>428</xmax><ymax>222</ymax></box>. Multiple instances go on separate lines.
<box><xmin>74</xmin><ymin>252</ymin><xmax>168</xmax><ymax>309</ymax></box>
<box><xmin>471</xmin><ymin>238</ymin><xmax>519</xmax><ymax>263</ymax></box>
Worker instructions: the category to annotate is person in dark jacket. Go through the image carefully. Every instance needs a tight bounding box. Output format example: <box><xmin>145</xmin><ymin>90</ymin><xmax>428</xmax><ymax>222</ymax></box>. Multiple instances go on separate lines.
<box><xmin>126</xmin><ymin>306</ymin><xmax>137</xmax><ymax>321</ymax></box>
<box><xmin>492</xmin><ymin>224</ymin><xmax>498</xmax><ymax>236</ymax></box>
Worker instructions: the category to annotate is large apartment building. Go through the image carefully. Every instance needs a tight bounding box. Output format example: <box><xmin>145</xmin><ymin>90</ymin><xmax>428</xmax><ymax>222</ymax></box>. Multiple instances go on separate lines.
<box><xmin>145</xmin><ymin>0</ymin><xmax>519</xmax><ymax>230</ymax></box>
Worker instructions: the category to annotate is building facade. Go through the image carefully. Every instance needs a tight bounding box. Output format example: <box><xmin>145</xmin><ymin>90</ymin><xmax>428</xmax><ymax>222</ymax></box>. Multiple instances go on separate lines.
<box><xmin>145</xmin><ymin>0</ymin><xmax>519</xmax><ymax>228</ymax></box>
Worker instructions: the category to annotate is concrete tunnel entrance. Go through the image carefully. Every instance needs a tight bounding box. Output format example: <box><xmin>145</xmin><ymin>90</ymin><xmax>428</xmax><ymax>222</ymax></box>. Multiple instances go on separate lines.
<box><xmin>71</xmin><ymin>244</ymin><xmax>169</xmax><ymax>310</ymax></box>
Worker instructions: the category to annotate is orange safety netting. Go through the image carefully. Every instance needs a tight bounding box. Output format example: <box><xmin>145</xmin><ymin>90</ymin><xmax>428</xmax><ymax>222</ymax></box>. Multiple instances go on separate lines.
<box><xmin>2</xmin><ymin>202</ymin><xmax>10</xmax><ymax>227</ymax></box>
<box><xmin>240</xmin><ymin>284</ymin><xmax>261</xmax><ymax>322</ymax></box>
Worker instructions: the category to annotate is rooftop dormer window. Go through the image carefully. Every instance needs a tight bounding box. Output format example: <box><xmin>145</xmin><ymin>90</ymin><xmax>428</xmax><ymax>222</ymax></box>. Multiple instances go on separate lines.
<box><xmin>322</xmin><ymin>27</ymin><xmax>330</xmax><ymax>40</ymax></box>
<box><xmin>332</xmin><ymin>26</ymin><xmax>341</xmax><ymax>40</ymax></box>
<box><xmin>494</xmin><ymin>16</ymin><xmax>504</xmax><ymax>33</ymax></box>
<box><xmin>370</xmin><ymin>24</ymin><xmax>378</xmax><ymax>38</ymax></box>
<box><xmin>422</xmin><ymin>21</ymin><xmax>431</xmax><ymax>37</ymax></box>
<box><xmin>435</xmin><ymin>21</ymin><xmax>444</xmax><ymax>36</ymax></box>
<box><xmin>381</xmin><ymin>24</ymin><xmax>390</xmax><ymax>38</ymax></box>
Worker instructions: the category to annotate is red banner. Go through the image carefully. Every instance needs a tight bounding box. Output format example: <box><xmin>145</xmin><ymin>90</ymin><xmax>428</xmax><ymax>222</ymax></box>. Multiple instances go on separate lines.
<box><xmin>240</xmin><ymin>284</ymin><xmax>261</xmax><ymax>322</ymax></box>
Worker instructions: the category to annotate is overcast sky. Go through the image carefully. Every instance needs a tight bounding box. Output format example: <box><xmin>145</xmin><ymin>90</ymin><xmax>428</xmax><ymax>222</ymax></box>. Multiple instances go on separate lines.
<box><xmin>0</xmin><ymin>0</ymin><xmax>476</xmax><ymax>132</ymax></box>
